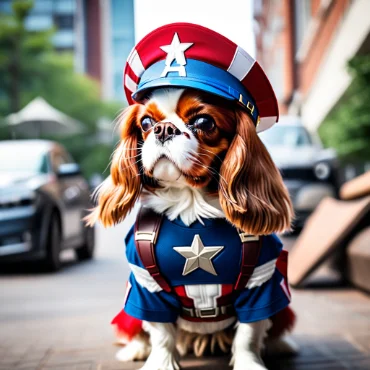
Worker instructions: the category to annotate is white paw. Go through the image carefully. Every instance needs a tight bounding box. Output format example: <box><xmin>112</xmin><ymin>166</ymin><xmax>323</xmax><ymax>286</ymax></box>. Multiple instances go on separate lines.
<box><xmin>116</xmin><ymin>338</ymin><xmax>151</xmax><ymax>362</ymax></box>
<box><xmin>232</xmin><ymin>350</ymin><xmax>267</xmax><ymax>370</ymax></box>
<box><xmin>264</xmin><ymin>336</ymin><xmax>299</xmax><ymax>356</ymax></box>
<box><xmin>139</xmin><ymin>349</ymin><xmax>181</xmax><ymax>370</ymax></box>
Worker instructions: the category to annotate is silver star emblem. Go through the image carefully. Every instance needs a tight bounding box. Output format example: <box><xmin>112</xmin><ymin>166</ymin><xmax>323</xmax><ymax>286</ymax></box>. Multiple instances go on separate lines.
<box><xmin>160</xmin><ymin>33</ymin><xmax>193</xmax><ymax>66</ymax></box>
<box><xmin>174</xmin><ymin>235</ymin><xmax>223</xmax><ymax>276</ymax></box>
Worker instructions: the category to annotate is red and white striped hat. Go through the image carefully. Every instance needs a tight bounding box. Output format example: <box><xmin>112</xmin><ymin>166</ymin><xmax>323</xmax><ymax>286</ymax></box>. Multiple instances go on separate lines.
<box><xmin>123</xmin><ymin>23</ymin><xmax>278</xmax><ymax>132</ymax></box>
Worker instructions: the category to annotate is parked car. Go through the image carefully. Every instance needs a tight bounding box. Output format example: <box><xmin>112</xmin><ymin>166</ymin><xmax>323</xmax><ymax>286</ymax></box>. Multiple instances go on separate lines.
<box><xmin>259</xmin><ymin>116</ymin><xmax>339</xmax><ymax>229</ymax></box>
<box><xmin>0</xmin><ymin>140</ymin><xmax>94</xmax><ymax>271</ymax></box>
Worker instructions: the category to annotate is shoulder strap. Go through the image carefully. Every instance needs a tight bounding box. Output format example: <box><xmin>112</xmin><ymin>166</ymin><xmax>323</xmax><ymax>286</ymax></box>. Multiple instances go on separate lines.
<box><xmin>234</xmin><ymin>233</ymin><xmax>263</xmax><ymax>290</ymax></box>
<box><xmin>134</xmin><ymin>207</ymin><xmax>171</xmax><ymax>293</ymax></box>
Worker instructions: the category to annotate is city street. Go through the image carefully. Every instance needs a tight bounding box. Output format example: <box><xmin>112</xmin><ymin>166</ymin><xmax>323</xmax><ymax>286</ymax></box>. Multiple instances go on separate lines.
<box><xmin>1</xmin><ymin>212</ymin><xmax>370</xmax><ymax>370</ymax></box>
<box><xmin>0</xmin><ymin>211</ymin><xmax>135</xmax><ymax>370</ymax></box>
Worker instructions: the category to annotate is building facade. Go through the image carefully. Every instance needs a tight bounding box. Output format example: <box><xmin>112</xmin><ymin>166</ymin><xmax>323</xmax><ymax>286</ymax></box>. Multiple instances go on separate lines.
<box><xmin>254</xmin><ymin>0</ymin><xmax>370</xmax><ymax>131</ymax></box>
<box><xmin>81</xmin><ymin>0</ymin><xmax>135</xmax><ymax>100</ymax></box>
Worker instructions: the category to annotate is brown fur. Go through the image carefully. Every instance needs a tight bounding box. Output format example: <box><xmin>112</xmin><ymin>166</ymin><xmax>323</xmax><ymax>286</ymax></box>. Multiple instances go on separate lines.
<box><xmin>86</xmin><ymin>105</ymin><xmax>143</xmax><ymax>227</ymax></box>
<box><xmin>219</xmin><ymin>110</ymin><xmax>293</xmax><ymax>234</ymax></box>
<box><xmin>87</xmin><ymin>89</ymin><xmax>293</xmax><ymax>234</ymax></box>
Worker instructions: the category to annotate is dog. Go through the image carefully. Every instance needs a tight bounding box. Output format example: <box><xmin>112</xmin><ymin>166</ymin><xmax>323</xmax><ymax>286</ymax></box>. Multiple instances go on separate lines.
<box><xmin>88</xmin><ymin>23</ymin><xmax>296</xmax><ymax>370</ymax></box>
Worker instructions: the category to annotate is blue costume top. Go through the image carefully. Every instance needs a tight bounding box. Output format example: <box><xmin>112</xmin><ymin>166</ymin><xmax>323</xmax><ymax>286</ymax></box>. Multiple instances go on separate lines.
<box><xmin>123</xmin><ymin>216</ymin><xmax>290</xmax><ymax>323</ymax></box>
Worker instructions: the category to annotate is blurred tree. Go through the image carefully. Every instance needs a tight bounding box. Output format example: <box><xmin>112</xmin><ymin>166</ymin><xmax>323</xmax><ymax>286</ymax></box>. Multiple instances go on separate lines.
<box><xmin>0</xmin><ymin>0</ymin><xmax>122</xmax><ymax>178</ymax></box>
<box><xmin>0</xmin><ymin>0</ymin><xmax>39</xmax><ymax>113</ymax></box>
<box><xmin>319</xmin><ymin>54</ymin><xmax>370</xmax><ymax>161</ymax></box>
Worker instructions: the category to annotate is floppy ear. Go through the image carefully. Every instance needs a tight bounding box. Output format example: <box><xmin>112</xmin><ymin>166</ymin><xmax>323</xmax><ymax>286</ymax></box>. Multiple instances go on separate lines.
<box><xmin>86</xmin><ymin>105</ymin><xmax>142</xmax><ymax>227</ymax></box>
<box><xmin>219</xmin><ymin>110</ymin><xmax>293</xmax><ymax>235</ymax></box>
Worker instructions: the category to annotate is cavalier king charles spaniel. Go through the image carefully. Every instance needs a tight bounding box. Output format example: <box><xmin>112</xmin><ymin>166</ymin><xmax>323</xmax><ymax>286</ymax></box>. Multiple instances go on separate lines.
<box><xmin>88</xmin><ymin>87</ymin><xmax>296</xmax><ymax>370</ymax></box>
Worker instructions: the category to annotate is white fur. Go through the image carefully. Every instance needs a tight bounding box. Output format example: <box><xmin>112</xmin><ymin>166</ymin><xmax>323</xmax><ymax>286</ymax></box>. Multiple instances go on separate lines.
<box><xmin>231</xmin><ymin>321</ymin><xmax>271</xmax><ymax>370</ymax></box>
<box><xmin>116</xmin><ymin>336</ymin><xmax>151</xmax><ymax>362</ymax></box>
<box><xmin>141</xmin><ymin>89</ymin><xmax>199</xmax><ymax>175</ymax></box>
<box><xmin>140</xmin><ymin>322</ymin><xmax>180</xmax><ymax>370</ymax></box>
<box><xmin>152</xmin><ymin>158</ymin><xmax>182</xmax><ymax>182</ymax></box>
<box><xmin>141</xmin><ymin>186</ymin><xmax>224</xmax><ymax>226</ymax></box>
<box><xmin>149</xmin><ymin>88</ymin><xmax>184</xmax><ymax>117</ymax></box>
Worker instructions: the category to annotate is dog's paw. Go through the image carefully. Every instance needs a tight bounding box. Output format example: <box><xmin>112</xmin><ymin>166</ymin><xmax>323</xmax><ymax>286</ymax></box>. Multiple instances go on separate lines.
<box><xmin>231</xmin><ymin>351</ymin><xmax>267</xmax><ymax>370</ymax></box>
<box><xmin>139</xmin><ymin>349</ymin><xmax>181</xmax><ymax>370</ymax></box>
<box><xmin>233</xmin><ymin>361</ymin><xmax>267</xmax><ymax>370</ymax></box>
<box><xmin>116</xmin><ymin>338</ymin><xmax>151</xmax><ymax>362</ymax></box>
<box><xmin>264</xmin><ymin>336</ymin><xmax>299</xmax><ymax>357</ymax></box>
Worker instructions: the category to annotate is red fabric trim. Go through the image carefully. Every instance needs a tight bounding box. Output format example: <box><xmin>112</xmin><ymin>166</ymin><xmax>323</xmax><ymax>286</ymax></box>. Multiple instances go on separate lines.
<box><xmin>111</xmin><ymin>310</ymin><xmax>143</xmax><ymax>342</ymax></box>
<box><xmin>173</xmin><ymin>286</ymin><xmax>194</xmax><ymax>308</ymax></box>
<box><xmin>241</xmin><ymin>62</ymin><xmax>279</xmax><ymax>119</ymax></box>
<box><xmin>276</xmin><ymin>250</ymin><xmax>291</xmax><ymax>297</ymax></box>
<box><xmin>217</xmin><ymin>284</ymin><xmax>234</xmax><ymax>306</ymax></box>
<box><xmin>276</xmin><ymin>250</ymin><xmax>288</xmax><ymax>277</ymax></box>
<box><xmin>125</xmin><ymin>63</ymin><xmax>140</xmax><ymax>83</ymax></box>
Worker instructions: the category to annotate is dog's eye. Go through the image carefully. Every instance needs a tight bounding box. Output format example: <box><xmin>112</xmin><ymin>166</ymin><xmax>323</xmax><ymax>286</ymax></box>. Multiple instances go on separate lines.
<box><xmin>190</xmin><ymin>115</ymin><xmax>215</xmax><ymax>132</ymax></box>
<box><xmin>141</xmin><ymin>117</ymin><xmax>155</xmax><ymax>131</ymax></box>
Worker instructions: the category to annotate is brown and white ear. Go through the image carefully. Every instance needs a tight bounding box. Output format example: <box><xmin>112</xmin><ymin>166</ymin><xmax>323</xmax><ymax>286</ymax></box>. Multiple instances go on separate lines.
<box><xmin>86</xmin><ymin>105</ymin><xmax>142</xmax><ymax>227</ymax></box>
<box><xmin>219</xmin><ymin>110</ymin><xmax>293</xmax><ymax>235</ymax></box>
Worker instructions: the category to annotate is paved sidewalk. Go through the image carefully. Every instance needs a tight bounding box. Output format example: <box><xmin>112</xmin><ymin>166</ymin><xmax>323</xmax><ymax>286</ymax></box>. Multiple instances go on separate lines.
<box><xmin>1</xmin><ymin>288</ymin><xmax>370</xmax><ymax>370</ymax></box>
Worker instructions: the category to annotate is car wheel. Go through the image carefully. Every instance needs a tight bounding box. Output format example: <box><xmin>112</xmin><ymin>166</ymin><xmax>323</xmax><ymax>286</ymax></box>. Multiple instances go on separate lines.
<box><xmin>42</xmin><ymin>214</ymin><xmax>61</xmax><ymax>272</ymax></box>
<box><xmin>76</xmin><ymin>226</ymin><xmax>95</xmax><ymax>261</ymax></box>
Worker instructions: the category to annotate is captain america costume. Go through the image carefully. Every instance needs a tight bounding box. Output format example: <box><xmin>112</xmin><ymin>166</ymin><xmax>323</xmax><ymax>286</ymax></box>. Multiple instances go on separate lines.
<box><xmin>117</xmin><ymin>22</ymin><xmax>292</xmax><ymax>331</ymax></box>
<box><xmin>123</xmin><ymin>211</ymin><xmax>291</xmax><ymax>325</ymax></box>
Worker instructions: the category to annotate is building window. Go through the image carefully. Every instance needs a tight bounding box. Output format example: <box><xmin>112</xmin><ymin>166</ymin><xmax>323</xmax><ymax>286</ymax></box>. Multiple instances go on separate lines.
<box><xmin>53</xmin><ymin>29</ymin><xmax>74</xmax><ymax>49</ymax></box>
<box><xmin>25</xmin><ymin>15</ymin><xmax>53</xmax><ymax>30</ymax></box>
<box><xmin>54</xmin><ymin>14</ymin><xmax>74</xmax><ymax>29</ymax></box>
<box><xmin>54</xmin><ymin>0</ymin><xmax>75</xmax><ymax>14</ymax></box>
<box><xmin>32</xmin><ymin>0</ymin><xmax>53</xmax><ymax>13</ymax></box>
<box><xmin>111</xmin><ymin>0</ymin><xmax>135</xmax><ymax>99</ymax></box>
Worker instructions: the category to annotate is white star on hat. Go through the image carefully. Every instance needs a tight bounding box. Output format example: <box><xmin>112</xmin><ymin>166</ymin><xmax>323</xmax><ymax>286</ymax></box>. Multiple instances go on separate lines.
<box><xmin>174</xmin><ymin>234</ymin><xmax>223</xmax><ymax>276</ymax></box>
<box><xmin>160</xmin><ymin>33</ymin><xmax>193</xmax><ymax>67</ymax></box>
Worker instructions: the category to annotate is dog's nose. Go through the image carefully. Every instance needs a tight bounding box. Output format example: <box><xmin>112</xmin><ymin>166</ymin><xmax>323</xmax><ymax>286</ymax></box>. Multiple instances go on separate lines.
<box><xmin>154</xmin><ymin>122</ymin><xmax>181</xmax><ymax>143</ymax></box>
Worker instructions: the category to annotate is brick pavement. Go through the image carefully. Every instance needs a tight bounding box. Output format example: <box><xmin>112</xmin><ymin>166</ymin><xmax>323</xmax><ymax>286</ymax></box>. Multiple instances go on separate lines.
<box><xmin>1</xmin><ymin>288</ymin><xmax>370</xmax><ymax>370</ymax></box>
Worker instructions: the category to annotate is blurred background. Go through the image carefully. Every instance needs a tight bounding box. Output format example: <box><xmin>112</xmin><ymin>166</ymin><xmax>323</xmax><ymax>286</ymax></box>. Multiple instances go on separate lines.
<box><xmin>0</xmin><ymin>0</ymin><xmax>370</xmax><ymax>369</ymax></box>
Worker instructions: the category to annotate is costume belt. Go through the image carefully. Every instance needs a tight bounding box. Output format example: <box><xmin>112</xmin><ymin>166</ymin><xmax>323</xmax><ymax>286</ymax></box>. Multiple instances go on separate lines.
<box><xmin>181</xmin><ymin>304</ymin><xmax>235</xmax><ymax>319</ymax></box>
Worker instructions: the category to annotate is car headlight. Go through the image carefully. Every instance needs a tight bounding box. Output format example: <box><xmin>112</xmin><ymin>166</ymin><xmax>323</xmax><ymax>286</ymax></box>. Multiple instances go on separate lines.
<box><xmin>0</xmin><ymin>190</ymin><xmax>40</xmax><ymax>208</ymax></box>
<box><xmin>314</xmin><ymin>162</ymin><xmax>331</xmax><ymax>180</ymax></box>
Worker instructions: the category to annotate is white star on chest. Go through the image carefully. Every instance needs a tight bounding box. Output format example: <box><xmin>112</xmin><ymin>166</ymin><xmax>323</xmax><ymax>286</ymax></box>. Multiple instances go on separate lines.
<box><xmin>173</xmin><ymin>235</ymin><xmax>224</xmax><ymax>276</ymax></box>
<box><xmin>160</xmin><ymin>32</ymin><xmax>193</xmax><ymax>67</ymax></box>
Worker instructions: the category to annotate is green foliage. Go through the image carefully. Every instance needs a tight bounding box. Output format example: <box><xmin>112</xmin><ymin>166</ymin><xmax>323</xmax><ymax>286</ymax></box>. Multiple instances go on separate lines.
<box><xmin>0</xmin><ymin>0</ymin><xmax>123</xmax><ymax>178</ymax></box>
<box><xmin>19</xmin><ymin>53</ymin><xmax>122</xmax><ymax>133</ymax></box>
<box><xmin>0</xmin><ymin>0</ymin><xmax>54</xmax><ymax>113</ymax></box>
<box><xmin>319</xmin><ymin>54</ymin><xmax>370</xmax><ymax>161</ymax></box>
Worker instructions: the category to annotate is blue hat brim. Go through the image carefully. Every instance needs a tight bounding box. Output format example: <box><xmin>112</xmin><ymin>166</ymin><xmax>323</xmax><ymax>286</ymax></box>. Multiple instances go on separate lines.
<box><xmin>132</xmin><ymin>76</ymin><xmax>234</xmax><ymax>102</ymax></box>
<box><xmin>132</xmin><ymin>59</ymin><xmax>259</xmax><ymax>123</ymax></box>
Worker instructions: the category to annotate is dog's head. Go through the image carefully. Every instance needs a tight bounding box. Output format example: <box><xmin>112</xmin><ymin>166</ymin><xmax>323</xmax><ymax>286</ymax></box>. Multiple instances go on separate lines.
<box><xmin>88</xmin><ymin>86</ymin><xmax>292</xmax><ymax>235</ymax></box>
